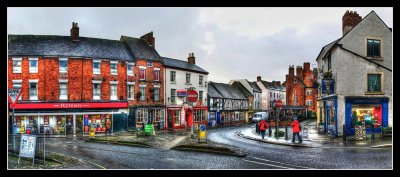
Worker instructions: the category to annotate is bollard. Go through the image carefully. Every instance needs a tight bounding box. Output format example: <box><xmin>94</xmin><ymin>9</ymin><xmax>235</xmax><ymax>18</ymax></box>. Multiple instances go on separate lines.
<box><xmin>269</xmin><ymin>125</ymin><xmax>272</xmax><ymax>137</ymax></box>
<box><xmin>285</xmin><ymin>126</ymin><xmax>288</xmax><ymax>140</ymax></box>
<box><xmin>371</xmin><ymin>125</ymin><xmax>375</xmax><ymax>142</ymax></box>
<box><xmin>275</xmin><ymin>124</ymin><xmax>278</xmax><ymax>139</ymax></box>
<box><xmin>343</xmin><ymin>124</ymin><xmax>346</xmax><ymax>143</ymax></box>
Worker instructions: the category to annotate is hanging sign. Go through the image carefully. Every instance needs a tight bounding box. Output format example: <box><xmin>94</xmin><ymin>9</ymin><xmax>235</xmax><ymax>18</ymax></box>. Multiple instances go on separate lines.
<box><xmin>321</xmin><ymin>79</ymin><xmax>335</xmax><ymax>94</ymax></box>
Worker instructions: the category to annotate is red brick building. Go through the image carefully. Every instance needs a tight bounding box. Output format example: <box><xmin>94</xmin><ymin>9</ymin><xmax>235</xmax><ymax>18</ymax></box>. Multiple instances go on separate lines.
<box><xmin>285</xmin><ymin>62</ymin><xmax>318</xmax><ymax>112</ymax></box>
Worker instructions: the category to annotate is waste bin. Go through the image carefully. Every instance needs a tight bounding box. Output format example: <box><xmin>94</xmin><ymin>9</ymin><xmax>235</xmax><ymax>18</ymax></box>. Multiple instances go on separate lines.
<box><xmin>318</xmin><ymin>122</ymin><xmax>325</xmax><ymax>134</ymax></box>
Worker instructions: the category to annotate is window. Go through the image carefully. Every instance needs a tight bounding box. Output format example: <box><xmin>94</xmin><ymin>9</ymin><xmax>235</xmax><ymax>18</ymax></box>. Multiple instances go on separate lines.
<box><xmin>170</xmin><ymin>71</ymin><xmax>176</xmax><ymax>82</ymax></box>
<box><xmin>93</xmin><ymin>83</ymin><xmax>101</xmax><ymax>100</ymax></box>
<box><xmin>127</xmin><ymin>83</ymin><xmax>134</xmax><ymax>100</ymax></box>
<box><xmin>29</xmin><ymin>58</ymin><xmax>38</xmax><ymax>73</ymax></box>
<box><xmin>199</xmin><ymin>75</ymin><xmax>203</xmax><ymax>86</ymax></box>
<box><xmin>59</xmin><ymin>59</ymin><xmax>68</xmax><ymax>73</ymax></box>
<box><xmin>306</xmin><ymin>100</ymin><xmax>313</xmax><ymax>106</ymax></box>
<box><xmin>154</xmin><ymin>69</ymin><xmax>160</xmax><ymax>81</ymax></box>
<box><xmin>110</xmin><ymin>62</ymin><xmax>118</xmax><ymax>75</ymax></box>
<box><xmin>367</xmin><ymin>74</ymin><xmax>382</xmax><ymax>92</ymax></box>
<box><xmin>93</xmin><ymin>60</ymin><xmax>101</xmax><ymax>74</ymax></box>
<box><xmin>12</xmin><ymin>80</ymin><xmax>22</xmax><ymax>100</ymax></box>
<box><xmin>367</xmin><ymin>39</ymin><xmax>381</xmax><ymax>57</ymax></box>
<box><xmin>139</xmin><ymin>67</ymin><xmax>146</xmax><ymax>80</ymax></box>
<box><xmin>149</xmin><ymin>108</ymin><xmax>164</xmax><ymax>124</ymax></box>
<box><xmin>110</xmin><ymin>84</ymin><xmax>118</xmax><ymax>100</ymax></box>
<box><xmin>306</xmin><ymin>89</ymin><xmax>313</xmax><ymax>96</ymax></box>
<box><xmin>199</xmin><ymin>91</ymin><xmax>204</xmax><ymax>102</ymax></box>
<box><xmin>270</xmin><ymin>92</ymin><xmax>272</xmax><ymax>98</ymax></box>
<box><xmin>154</xmin><ymin>87</ymin><xmax>160</xmax><ymax>101</ymax></box>
<box><xmin>13</xmin><ymin>59</ymin><xmax>22</xmax><ymax>73</ymax></box>
<box><xmin>174</xmin><ymin>110</ymin><xmax>180</xmax><ymax>125</ymax></box>
<box><xmin>327</xmin><ymin>54</ymin><xmax>332</xmax><ymax>71</ymax></box>
<box><xmin>171</xmin><ymin>89</ymin><xmax>176</xmax><ymax>103</ymax></box>
<box><xmin>147</xmin><ymin>61</ymin><xmax>153</xmax><ymax>67</ymax></box>
<box><xmin>29</xmin><ymin>81</ymin><xmax>38</xmax><ymax>100</ymax></box>
<box><xmin>127</xmin><ymin>63</ymin><xmax>134</xmax><ymax>76</ymax></box>
<box><xmin>194</xmin><ymin>109</ymin><xmax>206</xmax><ymax>122</ymax></box>
<box><xmin>293</xmin><ymin>91</ymin><xmax>298</xmax><ymax>105</ymax></box>
<box><xmin>136</xmin><ymin>108</ymin><xmax>149</xmax><ymax>126</ymax></box>
<box><xmin>140</xmin><ymin>86</ymin><xmax>146</xmax><ymax>101</ymax></box>
<box><xmin>186</xmin><ymin>73</ymin><xmax>191</xmax><ymax>84</ymax></box>
<box><xmin>59</xmin><ymin>82</ymin><xmax>68</xmax><ymax>100</ymax></box>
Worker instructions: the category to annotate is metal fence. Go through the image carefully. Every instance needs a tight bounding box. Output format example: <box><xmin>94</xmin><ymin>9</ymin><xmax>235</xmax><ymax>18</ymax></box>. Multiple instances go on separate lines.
<box><xmin>8</xmin><ymin>134</ymin><xmax>47</xmax><ymax>164</ymax></box>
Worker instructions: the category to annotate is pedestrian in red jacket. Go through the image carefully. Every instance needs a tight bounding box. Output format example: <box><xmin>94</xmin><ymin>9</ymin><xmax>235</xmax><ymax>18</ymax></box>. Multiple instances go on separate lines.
<box><xmin>259</xmin><ymin>119</ymin><xmax>269</xmax><ymax>139</ymax></box>
<box><xmin>291</xmin><ymin>117</ymin><xmax>302</xmax><ymax>143</ymax></box>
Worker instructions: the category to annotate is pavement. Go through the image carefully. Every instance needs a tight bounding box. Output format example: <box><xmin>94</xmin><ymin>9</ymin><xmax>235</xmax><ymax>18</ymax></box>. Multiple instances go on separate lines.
<box><xmin>238</xmin><ymin>119</ymin><xmax>392</xmax><ymax>148</ymax></box>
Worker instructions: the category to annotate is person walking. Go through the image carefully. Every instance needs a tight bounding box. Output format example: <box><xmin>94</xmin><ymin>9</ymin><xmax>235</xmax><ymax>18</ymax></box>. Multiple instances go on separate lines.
<box><xmin>291</xmin><ymin>117</ymin><xmax>302</xmax><ymax>143</ymax></box>
<box><xmin>259</xmin><ymin>119</ymin><xmax>268</xmax><ymax>139</ymax></box>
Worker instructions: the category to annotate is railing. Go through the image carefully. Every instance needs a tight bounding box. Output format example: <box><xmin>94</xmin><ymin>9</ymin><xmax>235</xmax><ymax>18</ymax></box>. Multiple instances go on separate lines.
<box><xmin>8</xmin><ymin>134</ymin><xmax>47</xmax><ymax>164</ymax></box>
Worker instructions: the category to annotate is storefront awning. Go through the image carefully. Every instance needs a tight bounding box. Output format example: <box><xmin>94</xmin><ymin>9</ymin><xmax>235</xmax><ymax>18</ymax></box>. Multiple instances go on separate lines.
<box><xmin>10</xmin><ymin>102</ymin><xmax>128</xmax><ymax>110</ymax></box>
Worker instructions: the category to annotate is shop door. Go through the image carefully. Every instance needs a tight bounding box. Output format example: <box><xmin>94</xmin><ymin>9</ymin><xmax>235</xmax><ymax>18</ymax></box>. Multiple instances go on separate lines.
<box><xmin>113</xmin><ymin>113</ymin><xmax>127</xmax><ymax>132</ymax></box>
<box><xmin>76</xmin><ymin>115</ymin><xmax>83</xmax><ymax>134</ymax></box>
<box><xmin>66</xmin><ymin>115</ymin><xmax>73</xmax><ymax>134</ymax></box>
<box><xmin>217</xmin><ymin>112</ymin><xmax>220</xmax><ymax>125</ymax></box>
<box><xmin>167</xmin><ymin>110</ymin><xmax>173</xmax><ymax>128</ymax></box>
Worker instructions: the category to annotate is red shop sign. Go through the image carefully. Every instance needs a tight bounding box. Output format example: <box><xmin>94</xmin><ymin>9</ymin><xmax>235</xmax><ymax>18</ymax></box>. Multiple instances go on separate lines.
<box><xmin>10</xmin><ymin>102</ymin><xmax>128</xmax><ymax>110</ymax></box>
<box><xmin>187</xmin><ymin>90</ymin><xmax>198</xmax><ymax>102</ymax></box>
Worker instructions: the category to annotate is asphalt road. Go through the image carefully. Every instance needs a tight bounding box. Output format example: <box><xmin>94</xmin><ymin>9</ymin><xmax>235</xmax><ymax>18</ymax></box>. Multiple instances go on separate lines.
<box><xmin>43</xmin><ymin>124</ymin><xmax>392</xmax><ymax>169</ymax></box>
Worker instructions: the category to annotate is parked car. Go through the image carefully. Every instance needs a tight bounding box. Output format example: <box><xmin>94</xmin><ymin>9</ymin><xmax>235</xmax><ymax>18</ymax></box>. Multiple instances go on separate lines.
<box><xmin>252</xmin><ymin>112</ymin><xmax>269</xmax><ymax>123</ymax></box>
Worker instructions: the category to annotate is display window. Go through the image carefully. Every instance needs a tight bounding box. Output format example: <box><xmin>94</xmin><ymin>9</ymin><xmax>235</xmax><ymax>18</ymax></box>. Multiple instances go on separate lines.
<box><xmin>194</xmin><ymin>109</ymin><xmax>206</xmax><ymax>122</ymax></box>
<box><xmin>351</xmin><ymin>104</ymin><xmax>382</xmax><ymax>128</ymax></box>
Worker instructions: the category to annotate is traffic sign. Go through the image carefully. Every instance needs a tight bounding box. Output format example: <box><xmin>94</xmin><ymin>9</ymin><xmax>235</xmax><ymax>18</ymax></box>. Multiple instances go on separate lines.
<box><xmin>8</xmin><ymin>87</ymin><xmax>22</xmax><ymax>105</ymax></box>
<box><xmin>187</xmin><ymin>90</ymin><xmax>198</xmax><ymax>102</ymax></box>
<box><xmin>276</xmin><ymin>100</ymin><xmax>283</xmax><ymax>109</ymax></box>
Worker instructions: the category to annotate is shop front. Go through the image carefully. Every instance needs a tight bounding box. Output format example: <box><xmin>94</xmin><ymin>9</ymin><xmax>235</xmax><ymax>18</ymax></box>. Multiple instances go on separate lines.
<box><xmin>128</xmin><ymin>106</ymin><xmax>166</xmax><ymax>130</ymax></box>
<box><xmin>220</xmin><ymin>111</ymin><xmax>246</xmax><ymax>126</ymax></box>
<box><xmin>321</xmin><ymin>96</ymin><xmax>338</xmax><ymax>136</ymax></box>
<box><xmin>9</xmin><ymin>102</ymin><xmax>128</xmax><ymax>137</ymax></box>
<box><xmin>345</xmin><ymin>97</ymin><xmax>389</xmax><ymax>135</ymax></box>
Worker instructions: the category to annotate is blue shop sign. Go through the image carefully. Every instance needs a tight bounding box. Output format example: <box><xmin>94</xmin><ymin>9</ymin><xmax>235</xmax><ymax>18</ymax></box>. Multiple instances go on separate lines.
<box><xmin>321</xmin><ymin>79</ymin><xmax>335</xmax><ymax>94</ymax></box>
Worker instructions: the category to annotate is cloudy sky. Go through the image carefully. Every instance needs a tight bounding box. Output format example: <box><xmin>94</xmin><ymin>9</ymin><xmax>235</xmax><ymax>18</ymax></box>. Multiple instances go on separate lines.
<box><xmin>8</xmin><ymin>7</ymin><xmax>392</xmax><ymax>83</ymax></box>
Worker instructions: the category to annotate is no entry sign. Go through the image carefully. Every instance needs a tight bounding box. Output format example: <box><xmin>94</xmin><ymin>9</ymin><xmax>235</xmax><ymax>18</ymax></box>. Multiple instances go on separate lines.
<box><xmin>187</xmin><ymin>90</ymin><xmax>198</xmax><ymax>102</ymax></box>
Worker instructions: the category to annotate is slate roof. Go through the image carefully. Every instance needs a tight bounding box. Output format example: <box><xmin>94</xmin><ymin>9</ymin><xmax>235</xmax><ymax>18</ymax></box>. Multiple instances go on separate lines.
<box><xmin>232</xmin><ymin>81</ymin><xmax>252</xmax><ymax>97</ymax></box>
<box><xmin>8</xmin><ymin>35</ymin><xmax>133</xmax><ymax>61</ymax></box>
<box><xmin>209</xmin><ymin>82</ymin><xmax>247</xmax><ymax>100</ymax></box>
<box><xmin>208</xmin><ymin>83</ymin><xmax>223</xmax><ymax>98</ymax></box>
<box><xmin>248</xmin><ymin>81</ymin><xmax>262</xmax><ymax>92</ymax></box>
<box><xmin>161</xmin><ymin>57</ymin><xmax>209</xmax><ymax>74</ymax></box>
<box><xmin>120</xmin><ymin>35</ymin><xmax>162</xmax><ymax>62</ymax></box>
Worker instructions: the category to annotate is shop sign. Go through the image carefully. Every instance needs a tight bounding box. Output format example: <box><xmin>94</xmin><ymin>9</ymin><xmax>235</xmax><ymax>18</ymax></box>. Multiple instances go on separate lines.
<box><xmin>177</xmin><ymin>90</ymin><xmax>187</xmax><ymax>97</ymax></box>
<box><xmin>144</xmin><ymin>124</ymin><xmax>153</xmax><ymax>135</ymax></box>
<box><xmin>198</xmin><ymin>124</ymin><xmax>206</xmax><ymax>143</ymax></box>
<box><xmin>11</xmin><ymin>102</ymin><xmax>128</xmax><ymax>109</ymax></box>
<box><xmin>187</xmin><ymin>90</ymin><xmax>198</xmax><ymax>102</ymax></box>
<box><xmin>355</xmin><ymin>125</ymin><xmax>366</xmax><ymax>140</ymax></box>
<box><xmin>321</xmin><ymin>79</ymin><xmax>335</xmax><ymax>94</ymax></box>
<box><xmin>19</xmin><ymin>134</ymin><xmax>36</xmax><ymax>158</ymax></box>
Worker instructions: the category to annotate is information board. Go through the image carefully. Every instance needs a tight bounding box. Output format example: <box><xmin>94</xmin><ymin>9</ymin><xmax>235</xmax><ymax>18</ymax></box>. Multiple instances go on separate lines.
<box><xmin>355</xmin><ymin>125</ymin><xmax>366</xmax><ymax>140</ymax></box>
<box><xmin>19</xmin><ymin>134</ymin><xmax>36</xmax><ymax>158</ymax></box>
<box><xmin>144</xmin><ymin>124</ymin><xmax>153</xmax><ymax>135</ymax></box>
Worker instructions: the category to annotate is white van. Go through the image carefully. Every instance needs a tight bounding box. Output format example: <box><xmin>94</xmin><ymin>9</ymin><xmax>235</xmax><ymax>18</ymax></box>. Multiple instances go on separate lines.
<box><xmin>252</xmin><ymin>112</ymin><xmax>269</xmax><ymax>123</ymax></box>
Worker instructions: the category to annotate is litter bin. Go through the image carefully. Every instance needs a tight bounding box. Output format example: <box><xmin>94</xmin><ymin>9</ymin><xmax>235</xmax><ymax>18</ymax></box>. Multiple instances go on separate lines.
<box><xmin>318</xmin><ymin>122</ymin><xmax>325</xmax><ymax>134</ymax></box>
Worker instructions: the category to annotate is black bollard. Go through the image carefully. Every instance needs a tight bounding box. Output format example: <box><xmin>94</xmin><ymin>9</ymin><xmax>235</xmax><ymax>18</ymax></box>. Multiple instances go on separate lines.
<box><xmin>285</xmin><ymin>126</ymin><xmax>288</xmax><ymax>140</ymax></box>
<box><xmin>343</xmin><ymin>124</ymin><xmax>346</xmax><ymax>143</ymax></box>
<box><xmin>371</xmin><ymin>125</ymin><xmax>375</xmax><ymax>142</ymax></box>
<box><xmin>269</xmin><ymin>125</ymin><xmax>272</xmax><ymax>137</ymax></box>
<box><xmin>275</xmin><ymin>124</ymin><xmax>278</xmax><ymax>139</ymax></box>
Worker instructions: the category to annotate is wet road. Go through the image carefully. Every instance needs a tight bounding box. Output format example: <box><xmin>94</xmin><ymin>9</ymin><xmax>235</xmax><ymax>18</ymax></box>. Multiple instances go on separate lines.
<box><xmin>44</xmin><ymin>124</ymin><xmax>392</xmax><ymax>169</ymax></box>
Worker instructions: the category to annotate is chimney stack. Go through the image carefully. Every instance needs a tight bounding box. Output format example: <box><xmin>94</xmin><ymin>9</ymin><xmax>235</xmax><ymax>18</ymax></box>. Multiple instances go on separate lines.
<box><xmin>70</xmin><ymin>22</ymin><xmax>79</xmax><ymax>41</ymax></box>
<box><xmin>257</xmin><ymin>76</ymin><xmax>261</xmax><ymax>82</ymax></box>
<box><xmin>342</xmin><ymin>10</ymin><xmax>362</xmax><ymax>36</ymax></box>
<box><xmin>276</xmin><ymin>81</ymin><xmax>281</xmax><ymax>86</ymax></box>
<box><xmin>303</xmin><ymin>62</ymin><xmax>310</xmax><ymax>71</ymax></box>
<box><xmin>140</xmin><ymin>31</ymin><xmax>155</xmax><ymax>48</ymax></box>
<box><xmin>188</xmin><ymin>53</ymin><xmax>196</xmax><ymax>64</ymax></box>
<box><xmin>296</xmin><ymin>66</ymin><xmax>303</xmax><ymax>80</ymax></box>
<box><xmin>289</xmin><ymin>65</ymin><xmax>294</xmax><ymax>76</ymax></box>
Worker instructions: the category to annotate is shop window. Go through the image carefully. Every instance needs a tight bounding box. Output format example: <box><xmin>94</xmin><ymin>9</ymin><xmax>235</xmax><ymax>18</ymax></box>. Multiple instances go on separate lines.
<box><xmin>29</xmin><ymin>82</ymin><xmax>38</xmax><ymax>100</ymax></box>
<box><xmin>154</xmin><ymin>87</ymin><xmax>160</xmax><ymax>101</ymax></box>
<box><xmin>199</xmin><ymin>75</ymin><xmax>203</xmax><ymax>86</ymax></box>
<box><xmin>194</xmin><ymin>109</ymin><xmax>206</xmax><ymax>122</ymax></box>
<box><xmin>139</xmin><ymin>68</ymin><xmax>146</xmax><ymax>80</ymax></box>
<box><xmin>84</xmin><ymin>114</ymin><xmax>107</xmax><ymax>133</ymax></box>
<box><xmin>351</xmin><ymin>105</ymin><xmax>382</xmax><ymax>128</ymax></box>
<box><xmin>38</xmin><ymin>115</ymin><xmax>66</xmax><ymax>135</ymax></box>
<box><xmin>29</xmin><ymin>58</ymin><xmax>38</xmax><ymax>73</ymax></box>
<box><xmin>59</xmin><ymin>83</ymin><xmax>68</xmax><ymax>100</ymax></box>
<box><xmin>93</xmin><ymin>83</ymin><xmax>101</xmax><ymax>100</ymax></box>
<box><xmin>186</xmin><ymin>73</ymin><xmax>191</xmax><ymax>84</ymax></box>
<box><xmin>171</xmin><ymin>89</ymin><xmax>176</xmax><ymax>103</ymax></box>
<box><xmin>174</xmin><ymin>110</ymin><xmax>180</xmax><ymax>125</ymax></box>
<box><xmin>110</xmin><ymin>62</ymin><xmax>118</xmax><ymax>75</ymax></box>
<box><xmin>110</xmin><ymin>84</ymin><xmax>118</xmax><ymax>100</ymax></box>
<box><xmin>140</xmin><ymin>86</ymin><xmax>146</xmax><ymax>101</ymax></box>
<box><xmin>136</xmin><ymin>108</ymin><xmax>149</xmax><ymax>127</ymax></box>
<box><xmin>93</xmin><ymin>60</ymin><xmax>101</xmax><ymax>74</ymax></box>
<box><xmin>154</xmin><ymin>69</ymin><xmax>160</xmax><ymax>81</ymax></box>
<box><xmin>59</xmin><ymin>58</ymin><xmax>68</xmax><ymax>73</ymax></box>
<box><xmin>127</xmin><ymin>84</ymin><xmax>134</xmax><ymax>100</ymax></box>
<box><xmin>13</xmin><ymin>58</ymin><xmax>22</xmax><ymax>73</ymax></box>
<box><xmin>170</xmin><ymin>71</ymin><xmax>176</xmax><ymax>82</ymax></box>
<box><xmin>127</xmin><ymin>63</ymin><xmax>134</xmax><ymax>76</ymax></box>
<box><xmin>367</xmin><ymin>39</ymin><xmax>381</xmax><ymax>58</ymax></box>
<box><xmin>367</xmin><ymin>74</ymin><xmax>382</xmax><ymax>92</ymax></box>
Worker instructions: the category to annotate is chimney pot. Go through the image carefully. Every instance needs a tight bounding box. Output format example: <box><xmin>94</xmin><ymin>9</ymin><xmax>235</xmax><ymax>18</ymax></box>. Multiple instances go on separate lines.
<box><xmin>70</xmin><ymin>22</ymin><xmax>79</xmax><ymax>41</ymax></box>
<box><xmin>188</xmin><ymin>52</ymin><xmax>196</xmax><ymax>64</ymax></box>
<box><xmin>342</xmin><ymin>10</ymin><xmax>362</xmax><ymax>36</ymax></box>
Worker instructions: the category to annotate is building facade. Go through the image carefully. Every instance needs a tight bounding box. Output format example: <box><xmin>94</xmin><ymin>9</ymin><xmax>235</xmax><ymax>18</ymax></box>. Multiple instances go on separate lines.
<box><xmin>316</xmin><ymin>11</ymin><xmax>392</xmax><ymax>136</ymax></box>
<box><xmin>8</xmin><ymin>23</ymin><xmax>130</xmax><ymax>136</ymax></box>
<box><xmin>162</xmin><ymin>53</ymin><xmax>209</xmax><ymax>129</ymax></box>
<box><xmin>229</xmin><ymin>79</ymin><xmax>262</xmax><ymax>122</ymax></box>
<box><xmin>256</xmin><ymin>76</ymin><xmax>285</xmax><ymax>113</ymax></box>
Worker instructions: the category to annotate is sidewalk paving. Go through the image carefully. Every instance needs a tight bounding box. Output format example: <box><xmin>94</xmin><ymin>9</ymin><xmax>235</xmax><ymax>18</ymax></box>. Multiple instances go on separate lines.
<box><xmin>239</xmin><ymin>119</ymin><xmax>392</xmax><ymax>148</ymax></box>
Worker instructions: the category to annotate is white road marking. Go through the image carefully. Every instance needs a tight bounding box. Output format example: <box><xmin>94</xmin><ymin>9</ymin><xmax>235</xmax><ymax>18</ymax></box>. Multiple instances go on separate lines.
<box><xmin>248</xmin><ymin>156</ymin><xmax>311</xmax><ymax>169</ymax></box>
<box><xmin>242</xmin><ymin>159</ymin><xmax>289</xmax><ymax>169</ymax></box>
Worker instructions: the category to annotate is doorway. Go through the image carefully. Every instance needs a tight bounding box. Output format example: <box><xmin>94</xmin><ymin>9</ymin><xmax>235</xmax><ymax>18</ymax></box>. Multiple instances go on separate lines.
<box><xmin>167</xmin><ymin>110</ymin><xmax>173</xmax><ymax>129</ymax></box>
<box><xmin>76</xmin><ymin>115</ymin><xmax>83</xmax><ymax>135</ymax></box>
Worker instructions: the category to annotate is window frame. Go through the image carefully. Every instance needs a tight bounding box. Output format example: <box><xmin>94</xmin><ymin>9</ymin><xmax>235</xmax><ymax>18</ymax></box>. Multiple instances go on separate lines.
<box><xmin>92</xmin><ymin>81</ymin><xmax>101</xmax><ymax>100</ymax></box>
<box><xmin>12</xmin><ymin>80</ymin><xmax>23</xmax><ymax>100</ymax></box>
<box><xmin>29</xmin><ymin>58</ymin><xmax>38</xmax><ymax>73</ymax></box>
<box><xmin>93</xmin><ymin>60</ymin><xmax>101</xmax><ymax>74</ymax></box>
<box><xmin>186</xmin><ymin>73</ymin><xmax>191</xmax><ymax>84</ymax></box>
<box><xmin>12</xmin><ymin>58</ymin><xmax>22</xmax><ymax>73</ymax></box>
<box><xmin>366</xmin><ymin>37</ymin><xmax>382</xmax><ymax>58</ymax></box>
<box><xmin>29</xmin><ymin>79</ymin><xmax>39</xmax><ymax>100</ymax></box>
<box><xmin>147</xmin><ymin>61</ymin><xmax>153</xmax><ymax>67</ymax></box>
<box><xmin>59</xmin><ymin>58</ymin><xmax>68</xmax><ymax>73</ymax></box>
<box><xmin>199</xmin><ymin>75</ymin><xmax>203</xmax><ymax>86</ymax></box>
<box><xmin>153</xmin><ymin>87</ymin><xmax>160</xmax><ymax>101</ymax></box>
<box><xmin>170</xmin><ymin>71</ymin><xmax>176</xmax><ymax>83</ymax></box>
<box><xmin>171</xmin><ymin>89</ymin><xmax>176</xmax><ymax>103</ymax></box>
<box><xmin>110</xmin><ymin>81</ymin><xmax>118</xmax><ymax>100</ymax></box>
<box><xmin>139</xmin><ymin>66</ymin><xmax>146</xmax><ymax>80</ymax></box>
<box><xmin>140</xmin><ymin>85</ymin><xmax>146</xmax><ymax>101</ymax></box>
<box><xmin>110</xmin><ymin>61</ymin><xmax>118</xmax><ymax>75</ymax></box>
<box><xmin>366</xmin><ymin>72</ymin><xmax>384</xmax><ymax>94</ymax></box>
<box><xmin>59</xmin><ymin>80</ymin><xmax>68</xmax><ymax>100</ymax></box>
<box><xmin>127</xmin><ymin>82</ymin><xmax>135</xmax><ymax>100</ymax></box>
<box><xmin>127</xmin><ymin>62</ymin><xmax>135</xmax><ymax>76</ymax></box>
<box><xmin>154</xmin><ymin>68</ymin><xmax>160</xmax><ymax>81</ymax></box>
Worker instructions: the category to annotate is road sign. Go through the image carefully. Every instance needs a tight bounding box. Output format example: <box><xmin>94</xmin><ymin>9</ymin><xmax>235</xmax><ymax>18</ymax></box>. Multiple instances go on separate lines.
<box><xmin>276</xmin><ymin>100</ymin><xmax>283</xmax><ymax>109</ymax></box>
<box><xmin>187</xmin><ymin>90</ymin><xmax>198</xmax><ymax>102</ymax></box>
<box><xmin>8</xmin><ymin>87</ymin><xmax>22</xmax><ymax>105</ymax></box>
<box><xmin>198</xmin><ymin>124</ymin><xmax>206</xmax><ymax>143</ymax></box>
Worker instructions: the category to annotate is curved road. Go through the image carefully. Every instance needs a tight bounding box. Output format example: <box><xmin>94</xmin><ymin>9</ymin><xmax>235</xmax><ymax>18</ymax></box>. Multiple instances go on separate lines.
<box><xmin>43</xmin><ymin>124</ymin><xmax>391</xmax><ymax>169</ymax></box>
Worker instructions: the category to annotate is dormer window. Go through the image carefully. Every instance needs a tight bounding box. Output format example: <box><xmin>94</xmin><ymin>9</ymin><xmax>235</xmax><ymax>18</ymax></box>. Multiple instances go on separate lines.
<box><xmin>147</xmin><ymin>61</ymin><xmax>153</xmax><ymax>67</ymax></box>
